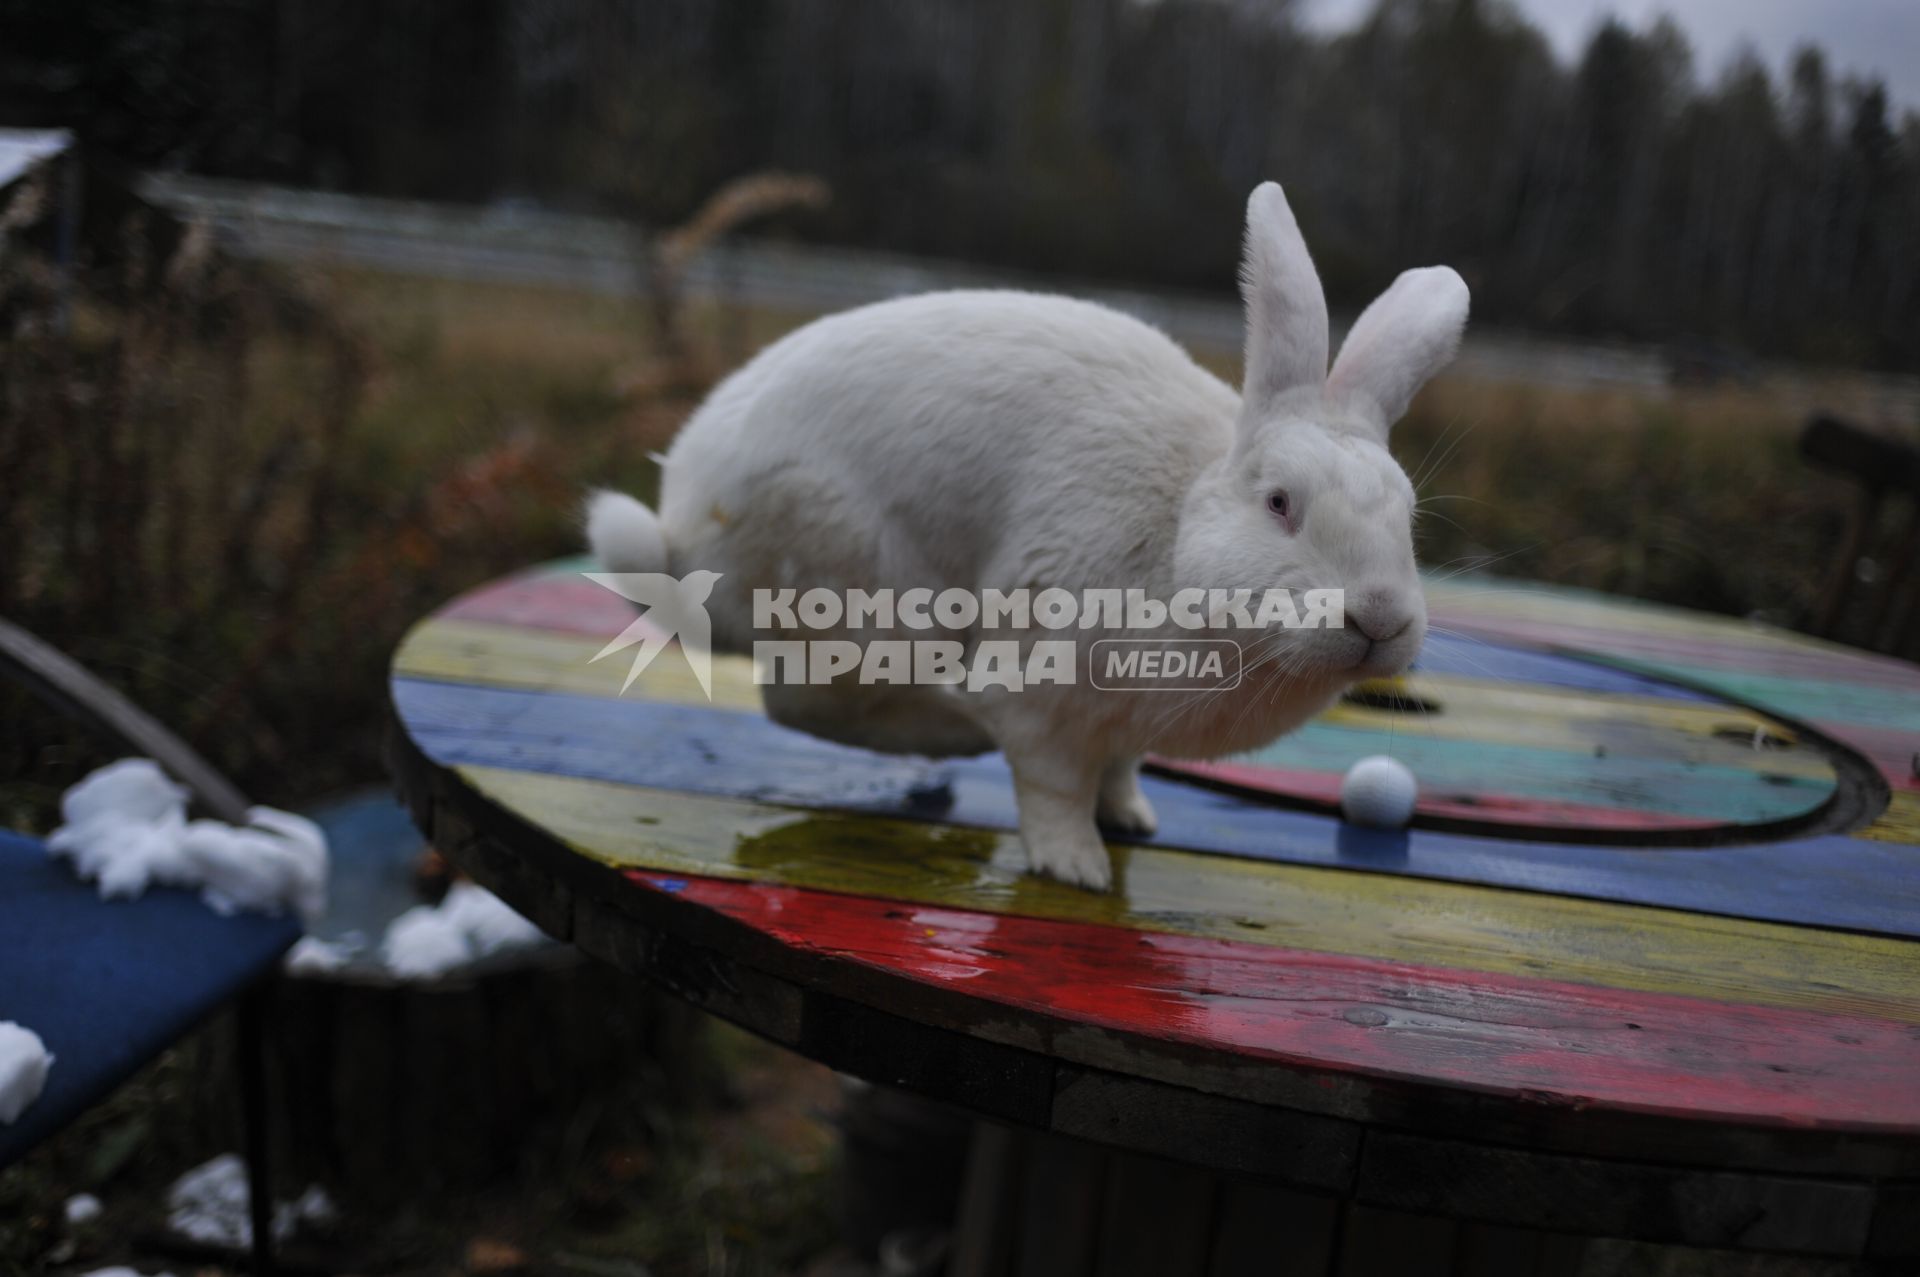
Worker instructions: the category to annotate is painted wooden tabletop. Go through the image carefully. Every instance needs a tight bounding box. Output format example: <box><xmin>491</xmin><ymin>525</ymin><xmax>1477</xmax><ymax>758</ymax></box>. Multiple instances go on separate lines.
<box><xmin>388</xmin><ymin>559</ymin><xmax>1920</xmax><ymax>1250</ymax></box>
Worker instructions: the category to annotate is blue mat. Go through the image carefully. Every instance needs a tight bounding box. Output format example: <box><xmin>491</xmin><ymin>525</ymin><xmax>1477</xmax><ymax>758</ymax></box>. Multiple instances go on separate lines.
<box><xmin>0</xmin><ymin>829</ymin><xmax>302</xmax><ymax>1166</ymax></box>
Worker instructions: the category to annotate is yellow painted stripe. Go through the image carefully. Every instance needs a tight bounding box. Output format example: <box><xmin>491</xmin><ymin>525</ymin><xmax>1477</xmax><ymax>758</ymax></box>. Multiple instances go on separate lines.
<box><xmin>395</xmin><ymin>617</ymin><xmax>765</xmax><ymax>710</ymax></box>
<box><xmin>1325</xmin><ymin>675</ymin><xmax>1833</xmax><ymax>780</ymax></box>
<box><xmin>401</xmin><ymin>619</ymin><xmax>1830</xmax><ymax>779</ymax></box>
<box><xmin>459</xmin><ymin>763</ymin><xmax>1920</xmax><ymax>1026</ymax></box>
<box><xmin>1859</xmin><ymin>789</ymin><xmax>1920</xmax><ymax>845</ymax></box>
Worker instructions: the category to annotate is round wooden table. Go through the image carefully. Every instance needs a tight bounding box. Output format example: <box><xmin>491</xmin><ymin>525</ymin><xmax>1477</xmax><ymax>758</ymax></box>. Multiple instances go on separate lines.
<box><xmin>387</xmin><ymin>561</ymin><xmax>1920</xmax><ymax>1272</ymax></box>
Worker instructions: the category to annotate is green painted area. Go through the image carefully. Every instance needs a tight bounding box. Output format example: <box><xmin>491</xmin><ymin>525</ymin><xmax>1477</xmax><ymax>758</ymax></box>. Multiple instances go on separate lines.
<box><xmin>1617</xmin><ymin>659</ymin><xmax>1920</xmax><ymax>734</ymax></box>
<box><xmin>1237</xmin><ymin>719</ymin><xmax>1832</xmax><ymax>822</ymax></box>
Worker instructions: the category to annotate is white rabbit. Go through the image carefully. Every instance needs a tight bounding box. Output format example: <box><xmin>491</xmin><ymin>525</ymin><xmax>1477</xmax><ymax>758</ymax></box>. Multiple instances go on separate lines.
<box><xmin>588</xmin><ymin>182</ymin><xmax>1467</xmax><ymax>890</ymax></box>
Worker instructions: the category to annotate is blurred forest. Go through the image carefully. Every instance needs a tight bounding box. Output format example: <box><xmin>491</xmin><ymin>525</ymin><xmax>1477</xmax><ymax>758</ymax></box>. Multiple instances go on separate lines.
<box><xmin>4</xmin><ymin>0</ymin><xmax>1919</xmax><ymax>371</ymax></box>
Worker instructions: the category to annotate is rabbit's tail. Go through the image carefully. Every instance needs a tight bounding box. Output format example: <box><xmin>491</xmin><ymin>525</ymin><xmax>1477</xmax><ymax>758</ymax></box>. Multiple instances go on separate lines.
<box><xmin>585</xmin><ymin>489</ymin><xmax>669</xmax><ymax>575</ymax></box>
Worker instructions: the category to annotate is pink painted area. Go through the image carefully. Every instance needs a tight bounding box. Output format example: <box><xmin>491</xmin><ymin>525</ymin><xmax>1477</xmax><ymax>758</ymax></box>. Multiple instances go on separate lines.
<box><xmin>1159</xmin><ymin>760</ymin><xmax>1716</xmax><ymax>831</ymax></box>
<box><xmin>638</xmin><ymin>872</ymin><xmax>1920</xmax><ymax>1135</ymax></box>
<box><xmin>1809</xmin><ymin>720</ymin><xmax>1920</xmax><ymax>793</ymax></box>
<box><xmin>442</xmin><ymin>569</ymin><xmax>659</xmax><ymax>640</ymax></box>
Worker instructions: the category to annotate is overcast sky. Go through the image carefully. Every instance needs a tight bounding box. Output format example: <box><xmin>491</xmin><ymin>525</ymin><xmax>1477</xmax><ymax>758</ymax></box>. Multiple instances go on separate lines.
<box><xmin>1300</xmin><ymin>0</ymin><xmax>1920</xmax><ymax>111</ymax></box>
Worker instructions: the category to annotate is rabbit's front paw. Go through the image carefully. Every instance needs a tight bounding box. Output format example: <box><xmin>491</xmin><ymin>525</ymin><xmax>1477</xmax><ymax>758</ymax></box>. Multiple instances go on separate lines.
<box><xmin>1096</xmin><ymin>761</ymin><xmax>1158</xmax><ymax>838</ymax></box>
<box><xmin>1025</xmin><ymin>828</ymin><xmax>1114</xmax><ymax>892</ymax></box>
<box><xmin>1006</xmin><ymin>749</ymin><xmax>1115</xmax><ymax>891</ymax></box>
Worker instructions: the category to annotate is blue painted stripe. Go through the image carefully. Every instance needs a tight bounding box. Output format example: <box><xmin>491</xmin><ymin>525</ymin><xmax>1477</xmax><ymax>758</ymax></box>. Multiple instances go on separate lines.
<box><xmin>392</xmin><ymin>676</ymin><xmax>1920</xmax><ymax>940</ymax></box>
<box><xmin>1412</xmin><ymin>632</ymin><xmax>1718</xmax><ymax>701</ymax></box>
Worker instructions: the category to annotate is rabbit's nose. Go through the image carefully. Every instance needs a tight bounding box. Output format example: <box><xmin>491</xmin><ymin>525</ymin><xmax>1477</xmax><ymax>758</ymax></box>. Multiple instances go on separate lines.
<box><xmin>1348</xmin><ymin>588</ymin><xmax>1414</xmax><ymax>644</ymax></box>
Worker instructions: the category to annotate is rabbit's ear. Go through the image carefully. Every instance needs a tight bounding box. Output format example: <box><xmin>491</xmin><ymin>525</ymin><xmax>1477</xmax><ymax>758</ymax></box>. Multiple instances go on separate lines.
<box><xmin>1239</xmin><ymin>182</ymin><xmax>1329</xmax><ymax>418</ymax></box>
<box><xmin>1326</xmin><ymin>267</ymin><xmax>1469</xmax><ymax>435</ymax></box>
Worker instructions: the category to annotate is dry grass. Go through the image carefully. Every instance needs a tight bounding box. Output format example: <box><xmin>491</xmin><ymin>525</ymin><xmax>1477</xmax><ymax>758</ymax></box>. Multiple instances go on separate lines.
<box><xmin>0</xmin><ymin>248</ymin><xmax>692</xmax><ymax>826</ymax></box>
<box><xmin>1395</xmin><ymin>376</ymin><xmax>1857</xmax><ymax>628</ymax></box>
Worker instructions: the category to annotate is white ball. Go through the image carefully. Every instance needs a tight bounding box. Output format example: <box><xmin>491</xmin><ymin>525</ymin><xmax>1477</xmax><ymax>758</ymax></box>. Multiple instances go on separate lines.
<box><xmin>1340</xmin><ymin>755</ymin><xmax>1418</xmax><ymax>829</ymax></box>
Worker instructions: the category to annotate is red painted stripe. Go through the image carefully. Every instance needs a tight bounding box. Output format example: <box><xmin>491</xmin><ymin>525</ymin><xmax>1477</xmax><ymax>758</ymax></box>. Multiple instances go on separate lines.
<box><xmin>1158</xmin><ymin>760</ymin><xmax>1716</xmax><ymax>830</ymax></box>
<box><xmin>634</xmin><ymin>871</ymin><xmax>1920</xmax><ymax>1135</ymax></box>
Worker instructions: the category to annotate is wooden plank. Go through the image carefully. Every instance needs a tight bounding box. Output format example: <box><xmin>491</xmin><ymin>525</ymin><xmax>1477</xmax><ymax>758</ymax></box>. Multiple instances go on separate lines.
<box><xmin>1867</xmin><ymin>1181</ymin><xmax>1920</xmax><ymax>1260</ymax></box>
<box><xmin>568</xmin><ymin>893</ymin><xmax>805</xmax><ymax>1046</ymax></box>
<box><xmin>441</xmin><ymin>760</ymin><xmax>1920</xmax><ymax>1028</ymax></box>
<box><xmin>799</xmin><ymin>988</ymin><xmax>1056</xmax><ymax>1128</ymax></box>
<box><xmin>1450</xmin><ymin>1222</ymin><xmax>1556</xmax><ymax>1277</ymax></box>
<box><xmin>1353</xmin><ymin>1129</ymin><xmax>1875</xmax><ymax>1257</ymax></box>
<box><xmin>1051</xmin><ymin>1070</ymin><xmax>1357</xmax><ymax>1189</ymax></box>
<box><xmin>1336</xmin><ymin>1204</ymin><xmax>1455</xmax><ymax>1277</ymax></box>
<box><xmin>1096</xmin><ymin>1153</ymin><xmax>1216</xmax><ymax>1277</ymax></box>
<box><xmin>394</xmin><ymin>678</ymin><xmax>1920</xmax><ymax>937</ymax></box>
<box><xmin>1011</xmin><ymin>1131</ymin><xmax>1106</xmax><ymax>1277</ymax></box>
<box><xmin>950</xmin><ymin>1123</ymin><xmax>1020</xmax><ymax>1277</ymax></box>
<box><xmin>648</xmin><ymin>872</ymin><xmax>1920</xmax><ymax>1136</ymax></box>
<box><xmin>1209</xmin><ymin>1180</ymin><xmax>1339</xmax><ymax>1276</ymax></box>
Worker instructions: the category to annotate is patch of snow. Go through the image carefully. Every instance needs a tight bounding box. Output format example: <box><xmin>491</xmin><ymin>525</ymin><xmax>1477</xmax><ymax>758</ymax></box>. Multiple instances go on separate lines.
<box><xmin>64</xmin><ymin>1192</ymin><xmax>102</xmax><ymax>1223</ymax></box>
<box><xmin>440</xmin><ymin>881</ymin><xmax>545</xmax><ymax>955</ymax></box>
<box><xmin>48</xmin><ymin>760</ymin><xmax>328</xmax><ymax>923</ymax></box>
<box><xmin>0</xmin><ymin>1021</ymin><xmax>53</xmax><ymax>1124</ymax></box>
<box><xmin>380</xmin><ymin>881</ymin><xmax>545</xmax><ymax>978</ymax></box>
<box><xmin>291</xmin><ymin>1183</ymin><xmax>337</xmax><ymax>1226</ymax></box>
<box><xmin>79</xmin><ymin>1268</ymin><xmax>174</xmax><ymax>1277</ymax></box>
<box><xmin>281</xmin><ymin>935</ymin><xmax>345</xmax><ymax>974</ymax></box>
<box><xmin>165</xmin><ymin>1153</ymin><xmax>333</xmax><ymax>1249</ymax></box>
<box><xmin>380</xmin><ymin>907</ymin><xmax>472</xmax><ymax>978</ymax></box>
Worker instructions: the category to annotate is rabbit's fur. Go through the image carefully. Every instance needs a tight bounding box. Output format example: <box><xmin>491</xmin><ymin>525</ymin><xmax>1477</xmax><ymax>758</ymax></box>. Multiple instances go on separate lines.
<box><xmin>590</xmin><ymin>182</ymin><xmax>1467</xmax><ymax>890</ymax></box>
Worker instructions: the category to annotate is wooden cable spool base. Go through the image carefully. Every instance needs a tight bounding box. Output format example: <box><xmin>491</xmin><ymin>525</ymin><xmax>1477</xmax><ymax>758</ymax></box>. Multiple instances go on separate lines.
<box><xmin>387</xmin><ymin>563</ymin><xmax>1920</xmax><ymax>1269</ymax></box>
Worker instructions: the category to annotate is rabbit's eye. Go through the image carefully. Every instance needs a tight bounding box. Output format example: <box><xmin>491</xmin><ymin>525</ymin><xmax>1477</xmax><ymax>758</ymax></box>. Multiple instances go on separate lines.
<box><xmin>1266</xmin><ymin>489</ymin><xmax>1293</xmax><ymax>527</ymax></box>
